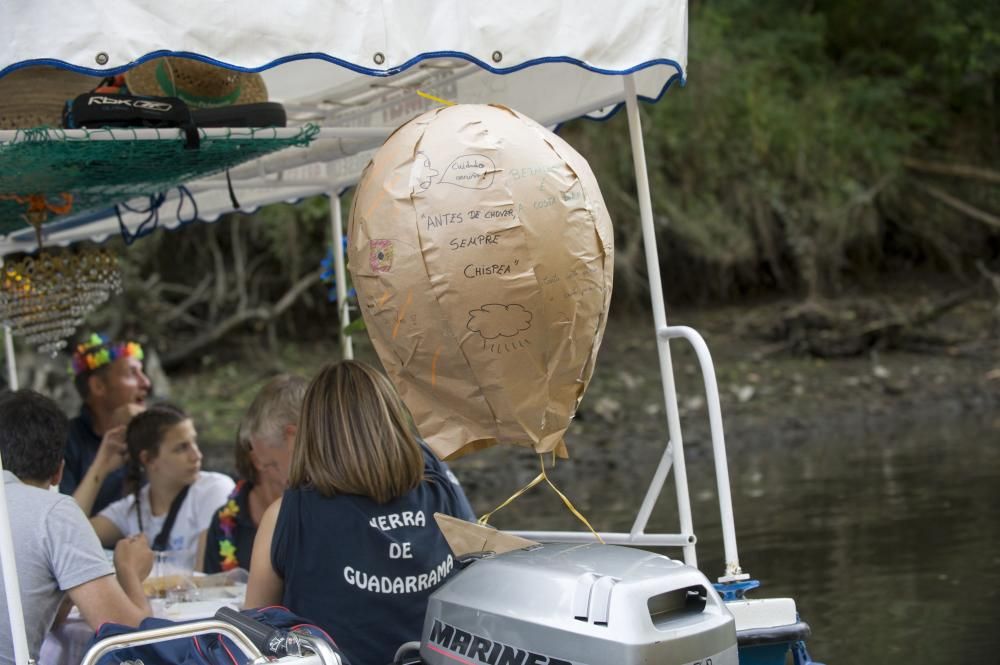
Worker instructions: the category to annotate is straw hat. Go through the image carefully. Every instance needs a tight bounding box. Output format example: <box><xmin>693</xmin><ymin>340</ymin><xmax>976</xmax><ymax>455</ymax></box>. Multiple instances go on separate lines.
<box><xmin>0</xmin><ymin>66</ymin><xmax>102</xmax><ymax>129</ymax></box>
<box><xmin>124</xmin><ymin>58</ymin><xmax>268</xmax><ymax>108</ymax></box>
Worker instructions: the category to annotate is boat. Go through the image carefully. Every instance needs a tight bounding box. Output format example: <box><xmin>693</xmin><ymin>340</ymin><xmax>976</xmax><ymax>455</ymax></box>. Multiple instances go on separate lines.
<box><xmin>0</xmin><ymin>2</ymin><xmax>822</xmax><ymax>664</ymax></box>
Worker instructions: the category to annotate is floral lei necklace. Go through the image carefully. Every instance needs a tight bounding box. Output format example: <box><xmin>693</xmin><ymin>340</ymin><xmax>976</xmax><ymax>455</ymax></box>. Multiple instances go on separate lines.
<box><xmin>217</xmin><ymin>480</ymin><xmax>246</xmax><ymax>571</ymax></box>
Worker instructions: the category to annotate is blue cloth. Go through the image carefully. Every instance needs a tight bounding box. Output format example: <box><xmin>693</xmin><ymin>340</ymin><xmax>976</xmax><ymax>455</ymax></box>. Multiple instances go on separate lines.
<box><xmin>420</xmin><ymin>441</ymin><xmax>476</xmax><ymax>522</ymax></box>
<box><xmin>272</xmin><ymin>468</ymin><xmax>463</xmax><ymax>665</ymax></box>
<box><xmin>59</xmin><ymin>406</ymin><xmax>126</xmax><ymax>515</ymax></box>
<box><xmin>90</xmin><ymin>606</ymin><xmax>341</xmax><ymax>665</ymax></box>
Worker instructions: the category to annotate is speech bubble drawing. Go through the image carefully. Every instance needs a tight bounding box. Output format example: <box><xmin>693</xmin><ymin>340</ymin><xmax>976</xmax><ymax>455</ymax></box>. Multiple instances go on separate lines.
<box><xmin>440</xmin><ymin>153</ymin><xmax>496</xmax><ymax>189</ymax></box>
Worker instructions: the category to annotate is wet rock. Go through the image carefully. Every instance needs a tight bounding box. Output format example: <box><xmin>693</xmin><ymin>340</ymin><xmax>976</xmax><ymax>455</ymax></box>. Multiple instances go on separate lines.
<box><xmin>683</xmin><ymin>395</ymin><xmax>705</xmax><ymax>412</ymax></box>
<box><xmin>618</xmin><ymin>370</ymin><xmax>642</xmax><ymax>391</ymax></box>
<box><xmin>733</xmin><ymin>385</ymin><xmax>756</xmax><ymax>403</ymax></box>
<box><xmin>591</xmin><ymin>396</ymin><xmax>623</xmax><ymax>423</ymax></box>
<box><xmin>882</xmin><ymin>381</ymin><xmax>906</xmax><ymax>396</ymax></box>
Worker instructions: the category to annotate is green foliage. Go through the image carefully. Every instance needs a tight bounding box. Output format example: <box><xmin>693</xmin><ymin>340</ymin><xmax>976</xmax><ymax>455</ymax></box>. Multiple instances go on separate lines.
<box><xmin>567</xmin><ymin>0</ymin><xmax>999</xmax><ymax>303</ymax></box>
<box><xmin>254</xmin><ymin>195</ymin><xmax>331</xmax><ymax>281</ymax></box>
<box><xmin>82</xmin><ymin>195</ymin><xmax>344</xmax><ymax>365</ymax></box>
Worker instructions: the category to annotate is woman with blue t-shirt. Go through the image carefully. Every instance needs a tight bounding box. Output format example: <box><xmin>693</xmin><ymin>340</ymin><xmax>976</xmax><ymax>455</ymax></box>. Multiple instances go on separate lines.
<box><xmin>246</xmin><ymin>360</ymin><xmax>468</xmax><ymax>665</ymax></box>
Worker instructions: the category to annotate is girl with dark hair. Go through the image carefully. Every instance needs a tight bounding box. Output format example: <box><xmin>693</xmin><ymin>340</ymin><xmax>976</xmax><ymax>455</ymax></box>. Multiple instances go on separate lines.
<box><xmin>90</xmin><ymin>405</ymin><xmax>234</xmax><ymax>570</ymax></box>
<box><xmin>245</xmin><ymin>360</ymin><xmax>470</xmax><ymax>665</ymax></box>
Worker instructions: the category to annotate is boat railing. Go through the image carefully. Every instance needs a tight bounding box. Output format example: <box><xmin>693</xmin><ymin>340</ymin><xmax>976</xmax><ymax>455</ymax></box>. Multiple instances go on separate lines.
<box><xmin>510</xmin><ymin>322</ymin><xmax>748</xmax><ymax>584</ymax></box>
<box><xmin>79</xmin><ymin>617</ymin><xmax>343</xmax><ymax>665</ymax></box>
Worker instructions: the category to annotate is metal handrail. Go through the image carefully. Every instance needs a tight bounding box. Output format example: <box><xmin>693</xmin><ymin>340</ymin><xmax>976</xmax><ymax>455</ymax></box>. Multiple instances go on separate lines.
<box><xmin>78</xmin><ymin>619</ymin><xmax>263</xmax><ymax>665</ymax></box>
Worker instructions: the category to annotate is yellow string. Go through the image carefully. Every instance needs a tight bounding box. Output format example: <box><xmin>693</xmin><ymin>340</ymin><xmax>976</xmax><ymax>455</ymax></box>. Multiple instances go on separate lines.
<box><xmin>477</xmin><ymin>455</ymin><xmax>604</xmax><ymax>544</ymax></box>
<box><xmin>416</xmin><ymin>90</ymin><xmax>457</xmax><ymax>107</ymax></box>
<box><xmin>476</xmin><ymin>471</ymin><xmax>546</xmax><ymax>526</ymax></box>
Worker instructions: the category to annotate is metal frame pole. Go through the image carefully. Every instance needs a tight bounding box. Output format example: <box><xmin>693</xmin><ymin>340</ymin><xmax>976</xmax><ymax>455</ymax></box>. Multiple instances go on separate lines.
<box><xmin>623</xmin><ymin>75</ymin><xmax>698</xmax><ymax>566</ymax></box>
<box><xmin>3</xmin><ymin>327</ymin><xmax>16</xmax><ymax>391</ymax></box>
<box><xmin>329</xmin><ymin>194</ymin><xmax>354</xmax><ymax>360</ymax></box>
<box><xmin>0</xmin><ymin>257</ymin><xmax>28</xmax><ymax>664</ymax></box>
<box><xmin>0</xmin><ymin>449</ymin><xmax>30</xmax><ymax>664</ymax></box>
<box><xmin>1</xmin><ymin>258</ymin><xmax>17</xmax><ymax>392</ymax></box>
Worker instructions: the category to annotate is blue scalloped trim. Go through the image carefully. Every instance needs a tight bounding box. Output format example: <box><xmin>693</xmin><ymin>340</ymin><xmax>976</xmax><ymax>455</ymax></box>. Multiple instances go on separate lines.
<box><xmin>0</xmin><ymin>50</ymin><xmax>685</xmax><ymax>104</ymax></box>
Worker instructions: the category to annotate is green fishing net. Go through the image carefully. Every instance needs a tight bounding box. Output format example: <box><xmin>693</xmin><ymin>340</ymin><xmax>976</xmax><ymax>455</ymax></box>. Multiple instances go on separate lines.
<box><xmin>0</xmin><ymin>125</ymin><xmax>319</xmax><ymax>236</ymax></box>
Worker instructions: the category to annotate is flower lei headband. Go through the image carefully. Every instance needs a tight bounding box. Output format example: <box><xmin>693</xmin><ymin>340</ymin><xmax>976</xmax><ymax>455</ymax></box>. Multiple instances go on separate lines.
<box><xmin>70</xmin><ymin>333</ymin><xmax>144</xmax><ymax>375</ymax></box>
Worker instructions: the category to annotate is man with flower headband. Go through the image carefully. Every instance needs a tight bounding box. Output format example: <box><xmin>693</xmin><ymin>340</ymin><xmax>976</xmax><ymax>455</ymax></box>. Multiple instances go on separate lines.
<box><xmin>61</xmin><ymin>333</ymin><xmax>152</xmax><ymax>515</ymax></box>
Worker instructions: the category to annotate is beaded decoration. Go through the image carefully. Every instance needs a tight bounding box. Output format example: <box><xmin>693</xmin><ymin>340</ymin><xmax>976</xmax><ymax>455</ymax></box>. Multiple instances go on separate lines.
<box><xmin>70</xmin><ymin>333</ymin><xmax>144</xmax><ymax>375</ymax></box>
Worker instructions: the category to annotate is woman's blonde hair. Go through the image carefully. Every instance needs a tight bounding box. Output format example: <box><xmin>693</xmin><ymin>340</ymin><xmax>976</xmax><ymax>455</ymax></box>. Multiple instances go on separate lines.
<box><xmin>290</xmin><ymin>360</ymin><xmax>423</xmax><ymax>503</ymax></box>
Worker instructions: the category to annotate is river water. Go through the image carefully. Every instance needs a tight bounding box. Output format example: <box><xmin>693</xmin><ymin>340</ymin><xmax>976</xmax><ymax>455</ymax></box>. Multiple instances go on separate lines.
<box><xmin>457</xmin><ymin>412</ymin><xmax>1000</xmax><ymax>663</ymax></box>
<box><xmin>689</xmin><ymin>414</ymin><xmax>1000</xmax><ymax>663</ymax></box>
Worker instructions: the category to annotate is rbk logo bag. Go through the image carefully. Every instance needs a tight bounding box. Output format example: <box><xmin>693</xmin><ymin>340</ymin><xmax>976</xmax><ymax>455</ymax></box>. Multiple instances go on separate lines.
<box><xmin>64</xmin><ymin>92</ymin><xmax>192</xmax><ymax>129</ymax></box>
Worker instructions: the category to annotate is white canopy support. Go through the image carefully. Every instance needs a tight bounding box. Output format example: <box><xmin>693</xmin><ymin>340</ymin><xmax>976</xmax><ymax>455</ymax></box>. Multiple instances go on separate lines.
<box><xmin>329</xmin><ymin>194</ymin><xmax>354</xmax><ymax>360</ymax></box>
<box><xmin>3</xmin><ymin>327</ymin><xmax>15</xmax><ymax>391</ymax></box>
<box><xmin>0</xmin><ymin>453</ymin><xmax>29</xmax><ymax>665</ymax></box>
<box><xmin>623</xmin><ymin>74</ymin><xmax>698</xmax><ymax>567</ymax></box>
<box><xmin>0</xmin><ymin>254</ymin><xmax>23</xmax><ymax>665</ymax></box>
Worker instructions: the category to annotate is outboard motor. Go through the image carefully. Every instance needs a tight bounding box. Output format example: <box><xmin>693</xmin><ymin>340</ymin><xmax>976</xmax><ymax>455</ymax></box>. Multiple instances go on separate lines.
<box><xmin>420</xmin><ymin>543</ymin><xmax>738</xmax><ymax>665</ymax></box>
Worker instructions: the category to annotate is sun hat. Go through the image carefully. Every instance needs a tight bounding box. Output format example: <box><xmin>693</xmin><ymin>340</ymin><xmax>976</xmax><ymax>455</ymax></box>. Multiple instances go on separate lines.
<box><xmin>0</xmin><ymin>66</ymin><xmax>102</xmax><ymax>129</ymax></box>
<box><xmin>124</xmin><ymin>57</ymin><xmax>268</xmax><ymax>108</ymax></box>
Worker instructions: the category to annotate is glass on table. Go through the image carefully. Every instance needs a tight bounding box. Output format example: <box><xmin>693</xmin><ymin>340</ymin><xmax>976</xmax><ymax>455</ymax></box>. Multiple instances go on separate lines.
<box><xmin>149</xmin><ymin>551</ymin><xmax>200</xmax><ymax>606</ymax></box>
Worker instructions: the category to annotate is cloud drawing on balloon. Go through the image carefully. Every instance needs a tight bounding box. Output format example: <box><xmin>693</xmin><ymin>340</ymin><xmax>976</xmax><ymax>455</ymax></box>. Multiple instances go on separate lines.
<box><xmin>466</xmin><ymin>303</ymin><xmax>532</xmax><ymax>340</ymax></box>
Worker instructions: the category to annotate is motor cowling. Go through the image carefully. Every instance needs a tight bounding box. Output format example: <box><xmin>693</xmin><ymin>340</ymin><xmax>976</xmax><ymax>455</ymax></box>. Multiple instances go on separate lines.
<box><xmin>420</xmin><ymin>543</ymin><xmax>737</xmax><ymax>665</ymax></box>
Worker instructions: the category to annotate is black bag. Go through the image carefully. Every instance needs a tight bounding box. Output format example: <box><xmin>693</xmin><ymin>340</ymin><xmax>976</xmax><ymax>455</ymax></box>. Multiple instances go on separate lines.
<box><xmin>64</xmin><ymin>92</ymin><xmax>192</xmax><ymax>129</ymax></box>
<box><xmin>64</xmin><ymin>93</ymin><xmax>287</xmax><ymax>129</ymax></box>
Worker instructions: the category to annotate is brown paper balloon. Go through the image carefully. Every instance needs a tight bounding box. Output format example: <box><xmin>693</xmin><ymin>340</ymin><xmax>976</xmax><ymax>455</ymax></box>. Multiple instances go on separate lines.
<box><xmin>348</xmin><ymin>104</ymin><xmax>613</xmax><ymax>460</ymax></box>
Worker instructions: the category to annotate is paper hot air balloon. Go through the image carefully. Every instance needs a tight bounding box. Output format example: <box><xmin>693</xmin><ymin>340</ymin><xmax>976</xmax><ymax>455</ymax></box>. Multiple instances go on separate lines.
<box><xmin>347</xmin><ymin>104</ymin><xmax>613</xmax><ymax>460</ymax></box>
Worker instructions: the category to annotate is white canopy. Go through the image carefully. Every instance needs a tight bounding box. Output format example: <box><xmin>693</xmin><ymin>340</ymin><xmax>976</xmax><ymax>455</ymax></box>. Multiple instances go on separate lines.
<box><xmin>0</xmin><ymin>0</ymin><xmax>687</xmax><ymax>255</ymax></box>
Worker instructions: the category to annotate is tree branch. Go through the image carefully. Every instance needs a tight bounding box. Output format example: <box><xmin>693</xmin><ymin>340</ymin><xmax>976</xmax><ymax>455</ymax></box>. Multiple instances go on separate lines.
<box><xmin>230</xmin><ymin>215</ymin><xmax>249</xmax><ymax>311</ymax></box>
<box><xmin>206</xmin><ymin>227</ymin><xmax>227</xmax><ymax>321</ymax></box>
<box><xmin>161</xmin><ymin>271</ymin><xmax>321</xmax><ymax>367</ymax></box>
<box><xmin>903</xmin><ymin>157</ymin><xmax>1000</xmax><ymax>186</ymax></box>
<box><xmin>159</xmin><ymin>274</ymin><xmax>213</xmax><ymax>326</ymax></box>
<box><xmin>918</xmin><ymin>183</ymin><xmax>1000</xmax><ymax>229</ymax></box>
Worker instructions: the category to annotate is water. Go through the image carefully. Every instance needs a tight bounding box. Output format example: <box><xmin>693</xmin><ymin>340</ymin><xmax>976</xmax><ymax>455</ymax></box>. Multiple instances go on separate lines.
<box><xmin>694</xmin><ymin>415</ymin><xmax>1000</xmax><ymax>663</ymax></box>
<box><xmin>457</xmin><ymin>413</ymin><xmax>1000</xmax><ymax>663</ymax></box>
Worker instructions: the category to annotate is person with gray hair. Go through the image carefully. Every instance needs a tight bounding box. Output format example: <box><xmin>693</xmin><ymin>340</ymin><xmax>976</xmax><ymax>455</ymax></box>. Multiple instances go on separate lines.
<box><xmin>199</xmin><ymin>374</ymin><xmax>306</xmax><ymax>573</ymax></box>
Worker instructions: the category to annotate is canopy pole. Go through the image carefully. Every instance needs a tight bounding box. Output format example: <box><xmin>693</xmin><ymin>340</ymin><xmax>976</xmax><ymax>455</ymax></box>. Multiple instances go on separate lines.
<box><xmin>0</xmin><ymin>256</ymin><xmax>29</xmax><ymax>664</ymax></box>
<box><xmin>0</xmin><ymin>258</ymin><xmax>15</xmax><ymax>392</ymax></box>
<box><xmin>4</xmin><ymin>327</ymin><xmax>17</xmax><ymax>391</ymax></box>
<box><xmin>623</xmin><ymin>75</ymin><xmax>698</xmax><ymax>567</ymax></box>
<box><xmin>0</xmin><ymin>449</ymin><xmax>30</xmax><ymax>665</ymax></box>
<box><xmin>330</xmin><ymin>194</ymin><xmax>354</xmax><ymax>360</ymax></box>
